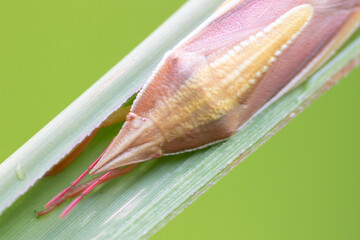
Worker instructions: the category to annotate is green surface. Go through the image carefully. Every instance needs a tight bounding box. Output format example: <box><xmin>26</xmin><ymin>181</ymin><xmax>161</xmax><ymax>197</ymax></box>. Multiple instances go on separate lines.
<box><xmin>155</xmin><ymin>68</ymin><xmax>360</xmax><ymax>240</ymax></box>
<box><xmin>0</xmin><ymin>0</ymin><xmax>359</xmax><ymax>239</ymax></box>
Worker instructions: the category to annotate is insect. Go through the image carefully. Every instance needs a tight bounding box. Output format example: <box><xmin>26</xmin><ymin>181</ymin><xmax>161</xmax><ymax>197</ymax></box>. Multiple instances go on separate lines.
<box><xmin>38</xmin><ymin>0</ymin><xmax>360</xmax><ymax>218</ymax></box>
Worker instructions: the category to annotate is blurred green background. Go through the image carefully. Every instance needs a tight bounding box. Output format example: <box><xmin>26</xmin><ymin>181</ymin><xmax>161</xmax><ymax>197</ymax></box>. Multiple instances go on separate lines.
<box><xmin>0</xmin><ymin>0</ymin><xmax>359</xmax><ymax>239</ymax></box>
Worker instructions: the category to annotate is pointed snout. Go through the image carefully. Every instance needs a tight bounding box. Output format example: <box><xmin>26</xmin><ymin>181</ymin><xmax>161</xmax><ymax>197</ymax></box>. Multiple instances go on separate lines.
<box><xmin>89</xmin><ymin>113</ymin><xmax>164</xmax><ymax>175</ymax></box>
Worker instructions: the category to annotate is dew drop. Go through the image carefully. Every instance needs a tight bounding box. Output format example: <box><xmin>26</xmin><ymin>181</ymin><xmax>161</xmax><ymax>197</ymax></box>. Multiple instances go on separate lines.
<box><xmin>15</xmin><ymin>163</ymin><xmax>26</xmax><ymax>181</ymax></box>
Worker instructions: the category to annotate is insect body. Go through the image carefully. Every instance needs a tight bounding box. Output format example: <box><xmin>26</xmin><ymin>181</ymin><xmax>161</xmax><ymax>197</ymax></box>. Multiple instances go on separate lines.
<box><xmin>39</xmin><ymin>0</ymin><xmax>360</xmax><ymax>217</ymax></box>
<box><xmin>91</xmin><ymin>4</ymin><xmax>314</xmax><ymax>174</ymax></box>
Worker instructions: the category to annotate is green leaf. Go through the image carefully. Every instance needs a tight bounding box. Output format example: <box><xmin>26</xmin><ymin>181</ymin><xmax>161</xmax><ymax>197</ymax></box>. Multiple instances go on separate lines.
<box><xmin>0</xmin><ymin>0</ymin><xmax>360</xmax><ymax>239</ymax></box>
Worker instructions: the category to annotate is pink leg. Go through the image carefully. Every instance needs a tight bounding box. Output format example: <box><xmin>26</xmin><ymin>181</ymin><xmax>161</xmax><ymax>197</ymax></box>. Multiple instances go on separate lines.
<box><xmin>37</xmin><ymin>163</ymin><xmax>138</xmax><ymax>217</ymax></box>
<box><xmin>44</xmin><ymin>144</ymin><xmax>108</xmax><ymax>209</ymax></box>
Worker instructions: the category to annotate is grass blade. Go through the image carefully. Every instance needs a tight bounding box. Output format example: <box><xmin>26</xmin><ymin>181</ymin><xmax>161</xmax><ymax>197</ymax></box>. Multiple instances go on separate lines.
<box><xmin>0</xmin><ymin>0</ymin><xmax>359</xmax><ymax>239</ymax></box>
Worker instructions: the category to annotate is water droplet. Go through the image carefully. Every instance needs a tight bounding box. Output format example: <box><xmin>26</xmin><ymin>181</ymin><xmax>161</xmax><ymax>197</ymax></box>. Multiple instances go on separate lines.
<box><xmin>15</xmin><ymin>163</ymin><xmax>25</xmax><ymax>181</ymax></box>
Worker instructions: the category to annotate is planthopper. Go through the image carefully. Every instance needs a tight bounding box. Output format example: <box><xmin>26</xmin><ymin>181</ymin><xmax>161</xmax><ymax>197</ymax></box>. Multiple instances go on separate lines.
<box><xmin>38</xmin><ymin>0</ymin><xmax>360</xmax><ymax>218</ymax></box>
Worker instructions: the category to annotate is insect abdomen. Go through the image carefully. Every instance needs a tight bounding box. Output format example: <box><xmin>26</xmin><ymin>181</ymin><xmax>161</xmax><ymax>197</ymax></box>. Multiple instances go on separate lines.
<box><xmin>143</xmin><ymin>4</ymin><xmax>314</xmax><ymax>152</ymax></box>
